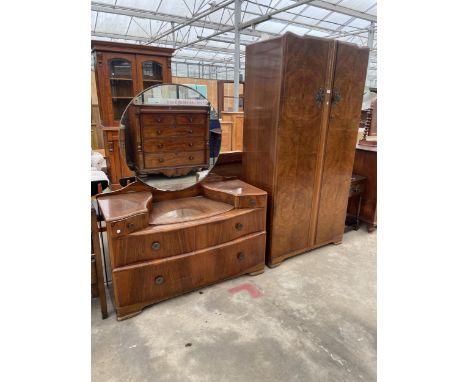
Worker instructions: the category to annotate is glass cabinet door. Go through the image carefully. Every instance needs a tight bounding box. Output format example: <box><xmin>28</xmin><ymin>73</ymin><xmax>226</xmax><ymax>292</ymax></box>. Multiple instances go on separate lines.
<box><xmin>108</xmin><ymin>58</ymin><xmax>134</xmax><ymax>121</ymax></box>
<box><xmin>141</xmin><ymin>61</ymin><xmax>163</xmax><ymax>90</ymax></box>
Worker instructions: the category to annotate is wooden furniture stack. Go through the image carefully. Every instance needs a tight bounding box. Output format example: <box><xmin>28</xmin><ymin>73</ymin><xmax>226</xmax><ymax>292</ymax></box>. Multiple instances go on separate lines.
<box><xmin>359</xmin><ymin>98</ymin><xmax>377</xmax><ymax>146</ymax></box>
<box><xmin>96</xmin><ymin>178</ymin><xmax>267</xmax><ymax>320</ymax></box>
<box><xmin>123</xmin><ymin>103</ymin><xmax>210</xmax><ymax>177</ymax></box>
<box><xmin>243</xmin><ymin>33</ymin><xmax>369</xmax><ymax>267</ymax></box>
<box><xmin>92</xmin><ymin>41</ymin><xmax>174</xmax><ymax>187</ymax></box>
<box><xmin>220</xmin><ymin>112</ymin><xmax>244</xmax><ymax>152</ymax></box>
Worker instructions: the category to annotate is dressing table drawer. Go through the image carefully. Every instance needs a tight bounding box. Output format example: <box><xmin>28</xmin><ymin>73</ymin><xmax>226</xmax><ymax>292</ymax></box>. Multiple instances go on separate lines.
<box><xmin>112</xmin><ymin>208</ymin><xmax>266</xmax><ymax>266</ymax></box>
<box><xmin>143</xmin><ymin>137</ymin><xmax>206</xmax><ymax>153</ymax></box>
<box><xmin>144</xmin><ymin>151</ymin><xmax>206</xmax><ymax>168</ymax></box>
<box><xmin>112</xmin><ymin>232</ymin><xmax>266</xmax><ymax>309</ymax></box>
<box><xmin>108</xmin><ymin>213</ymin><xmax>149</xmax><ymax>238</ymax></box>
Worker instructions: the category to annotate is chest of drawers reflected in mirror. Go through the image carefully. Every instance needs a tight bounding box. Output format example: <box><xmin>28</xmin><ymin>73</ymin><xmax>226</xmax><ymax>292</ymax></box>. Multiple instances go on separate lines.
<box><xmin>123</xmin><ymin>103</ymin><xmax>211</xmax><ymax>178</ymax></box>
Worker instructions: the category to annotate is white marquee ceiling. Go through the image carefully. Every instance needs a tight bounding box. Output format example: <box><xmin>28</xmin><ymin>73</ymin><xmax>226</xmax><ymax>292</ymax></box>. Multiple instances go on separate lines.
<box><xmin>91</xmin><ymin>0</ymin><xmax>377</xmax><ymax>85</ymax></box>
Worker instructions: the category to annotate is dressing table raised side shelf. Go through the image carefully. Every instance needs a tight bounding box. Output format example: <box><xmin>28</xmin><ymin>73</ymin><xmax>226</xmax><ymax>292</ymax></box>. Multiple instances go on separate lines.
<box><xmin>96</xmin><ymin>177</ymin><xmax>267</xmax><ymax>320</ymax></box>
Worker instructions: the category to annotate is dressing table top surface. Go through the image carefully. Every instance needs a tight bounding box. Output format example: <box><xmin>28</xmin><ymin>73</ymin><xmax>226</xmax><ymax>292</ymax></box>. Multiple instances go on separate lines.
<box><xmin>149</xmin><ymin>196</ymin><xmax>233</xmax><ymax>225</ymax></box>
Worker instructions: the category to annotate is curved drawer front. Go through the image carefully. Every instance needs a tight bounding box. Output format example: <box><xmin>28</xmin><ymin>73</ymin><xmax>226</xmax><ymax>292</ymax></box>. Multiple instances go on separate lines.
<box><xmin>143</xmin><ymin>137</ymin><xmax>206</xmax><ymax>153</ymax></box>
<box><xmin>108</xmin><ymin>213</ymin><xmax>149</xmax><ymax>239</ymax></box>
<box><xmin>112</xmin><ymin>208</ymin><xmax>265</xmax><ymax>267</ymax></box>
<box><xmin>144</xmin><ymin>151</ymin><xmax>206</xmax><ymax>168</ymax></box>
<box><xmin>142</xmin><ymin>125</ymin><xmax>206</xmax><ymax>139</ymax></box>
<box><xmin>112</xmin><ymin>232</ymin><xmax>266</xmax><ymax>308</ymax></box>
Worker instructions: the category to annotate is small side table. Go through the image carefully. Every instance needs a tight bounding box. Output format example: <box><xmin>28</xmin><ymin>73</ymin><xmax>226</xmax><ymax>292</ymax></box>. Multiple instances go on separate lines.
<box><xmin>345</xmin><ymin>174</ymin><xmax>367</xmax><ymax>232</ymax></box>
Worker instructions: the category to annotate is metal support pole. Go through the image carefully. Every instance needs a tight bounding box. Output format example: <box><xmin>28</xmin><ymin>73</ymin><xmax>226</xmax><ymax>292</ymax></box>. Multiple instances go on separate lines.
<box><xmin>366</xmin><ymin>22</ymin><xmax>375</xmax><ymax>86</ymax></box>
<box><xmin>233</xmin><ymin>0</ymin><xmax>241</xmax><ymax>112</ymax></box>
<box><xmin>171</xmin><ymin>22</ymin><xmax>176</xmax><ymax>48</ymax></box>
<box><xmin>367</xmin><ymin>22</ymin><xmax>375</xmax><ymax>62</ymax></box>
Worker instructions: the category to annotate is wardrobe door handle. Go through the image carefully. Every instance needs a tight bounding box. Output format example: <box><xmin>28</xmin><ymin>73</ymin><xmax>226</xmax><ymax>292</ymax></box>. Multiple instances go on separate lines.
<box><xmin>315</xmin><ymin>87</ymin><xmax>325</xmax><ymax>105</ymax></box>
<box><xmin>188</xmin><ymin>129</ymin><xmax>193</xmax><ymax>134</ymax></box>
<box><xmin>332</xmin><ymin>88</ymin><xmax>341</xmax><ymax>105</ymax></box>
<box><xmin>159</xmin><ymin>158</ymin><xmax>164</xmax><ymax>163</ymax></box>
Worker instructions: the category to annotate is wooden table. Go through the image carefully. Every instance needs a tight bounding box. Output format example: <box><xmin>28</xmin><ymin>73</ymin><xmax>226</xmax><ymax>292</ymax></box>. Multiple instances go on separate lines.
<box><xmin>347</xmin><ymin>144</ymin><xmax>377</xmax><ymax>232</ymax></box>
<box><xmin>91</xmin><ymin>204</ymin><xmax>108</xmax><ymax>319</ymax></box>
<box><xmin>345</xmin><ymin>174</ymin><xmax>367</xmax><ymax>231</ymax></box>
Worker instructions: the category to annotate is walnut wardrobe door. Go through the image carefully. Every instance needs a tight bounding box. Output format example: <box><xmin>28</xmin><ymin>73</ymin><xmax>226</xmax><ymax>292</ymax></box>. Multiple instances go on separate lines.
<box><xmin>314</xmin><ymin>42</ymin><xmax>369</xmax><ymax>245</ymax></box>
<box><xmin>269</xmin><ymin>35</ymin><xmax>332</xmax><ymax>260</ymax></box>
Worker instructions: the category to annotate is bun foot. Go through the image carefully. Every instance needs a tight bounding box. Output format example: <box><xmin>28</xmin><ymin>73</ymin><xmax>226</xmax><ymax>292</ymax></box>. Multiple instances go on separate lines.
<box><xmin>116</xmin><ymin>308</ymin><xmax>143</xmax><ymax>321</ymax></box>
<box><xmin>267</xmin><ymin>261</ymin><xmax>282</xmax><ymax>269</ymax></box>
<box><xmin>249</xmin><ymin>269</ymin><xmax>265</xmax><ymax>276</ymax></box>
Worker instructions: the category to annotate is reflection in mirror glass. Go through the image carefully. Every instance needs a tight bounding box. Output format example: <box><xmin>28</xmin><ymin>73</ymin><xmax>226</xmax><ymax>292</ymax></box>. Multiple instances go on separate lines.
<box><xmin>120</xmin><ymin>84</ymin><xmax>221</xmax><ymax>191</ymax></box>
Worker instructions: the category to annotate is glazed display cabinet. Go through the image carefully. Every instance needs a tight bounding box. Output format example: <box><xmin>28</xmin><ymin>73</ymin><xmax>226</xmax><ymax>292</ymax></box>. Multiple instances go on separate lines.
<box><xmin>91</xmin><ymin>40</ymin><xmax>174</xmax><ymax>186</ymax></box>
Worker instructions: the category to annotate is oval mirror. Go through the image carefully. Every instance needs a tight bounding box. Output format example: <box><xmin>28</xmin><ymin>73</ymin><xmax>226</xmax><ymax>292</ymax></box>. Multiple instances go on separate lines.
<box><xmin>119</xmin><ymin>84</ymin><xmax>221</xmax><ymax>191</ymax></box>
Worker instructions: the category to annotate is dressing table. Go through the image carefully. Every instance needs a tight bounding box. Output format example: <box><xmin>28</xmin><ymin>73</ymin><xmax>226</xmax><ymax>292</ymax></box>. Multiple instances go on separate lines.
<box><xmin>96</xmin><ymin>178</ymin><xmax>267</xmax><ymax>320</ymax></box>
<box><xmin>96</xmin><ymin>83</ymin><xmax>267</xmax><ymax>320</ymax></box>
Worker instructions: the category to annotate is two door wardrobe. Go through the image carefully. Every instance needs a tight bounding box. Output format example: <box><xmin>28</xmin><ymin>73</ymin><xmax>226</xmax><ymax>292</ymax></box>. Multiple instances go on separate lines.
<box><xmin>242</xmin><ymin>33</ymin><xmax>369</xmax><ymax>267</ymax></box>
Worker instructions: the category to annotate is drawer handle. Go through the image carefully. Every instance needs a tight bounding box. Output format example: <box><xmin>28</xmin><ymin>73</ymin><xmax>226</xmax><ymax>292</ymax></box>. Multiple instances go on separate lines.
<box><xmin>155</xmin><ymin>276</ymin><xmax>165</xmax><ymax>285</ymax></box>
<box><xmin>157</xmin><ymin>118</ymin><xmax>162</xmax><ymax>122</ymax></box>
<box><xmin>157</xmin><ymin>130</ymin><xmax>162</xmax><ymax>135</ymax></box>
<box><xmin>159</xmin><ymin>158</ymin><xmax>164</xmax><ymax>163</ymax></box>
<box><xmin>189</xmin><ymin>117</ymin><xmax>193</xmax><ymax>122</ymax></box>
<box><xmin>158</xmin><ymin>143</ymin><xmax>163</xmax><ymax>148</ymax></box>
<box><xmin>188</xmin><ymin>129</ymin><xmax>193</xmax><ymax>134</ymax></box>
<box><xmin>237</xmin><ymin>252</ymin><xmax>245</xmax><ymax>261</ymax></box>
<box><xmin>188</xmin><ymin>142</ymin><xmax>193</xmax><ymax>147</ymax></box>
<box><xmin>189</xmin><ymin>156</ymin><xmax>194</xmax><ymax>160</ymax></box>
<box><xmin>127</xmin><ymin>223</ymin><xmax>135</xmax><ymax>230</ymax></box>
<box><xmin>248</xmin><ymin>199</ymin><xmax>256</xmax><ymax>206</ymax></box>
<box><xmin>152</xmin><ymin>242</ymin><xmax>161</xmax><ymax>251</ymax></box>
<box><xmin>235</xmin><ymin>222</ymin><xmax>243</xmax><ymax>231</ymax></box>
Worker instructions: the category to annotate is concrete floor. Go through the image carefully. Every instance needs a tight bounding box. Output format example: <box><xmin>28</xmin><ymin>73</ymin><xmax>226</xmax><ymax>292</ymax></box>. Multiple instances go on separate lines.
<box><xmin>92</xmin><ymin>226</ymin><xmax>376</xmax><ymax>382</ymax></box>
